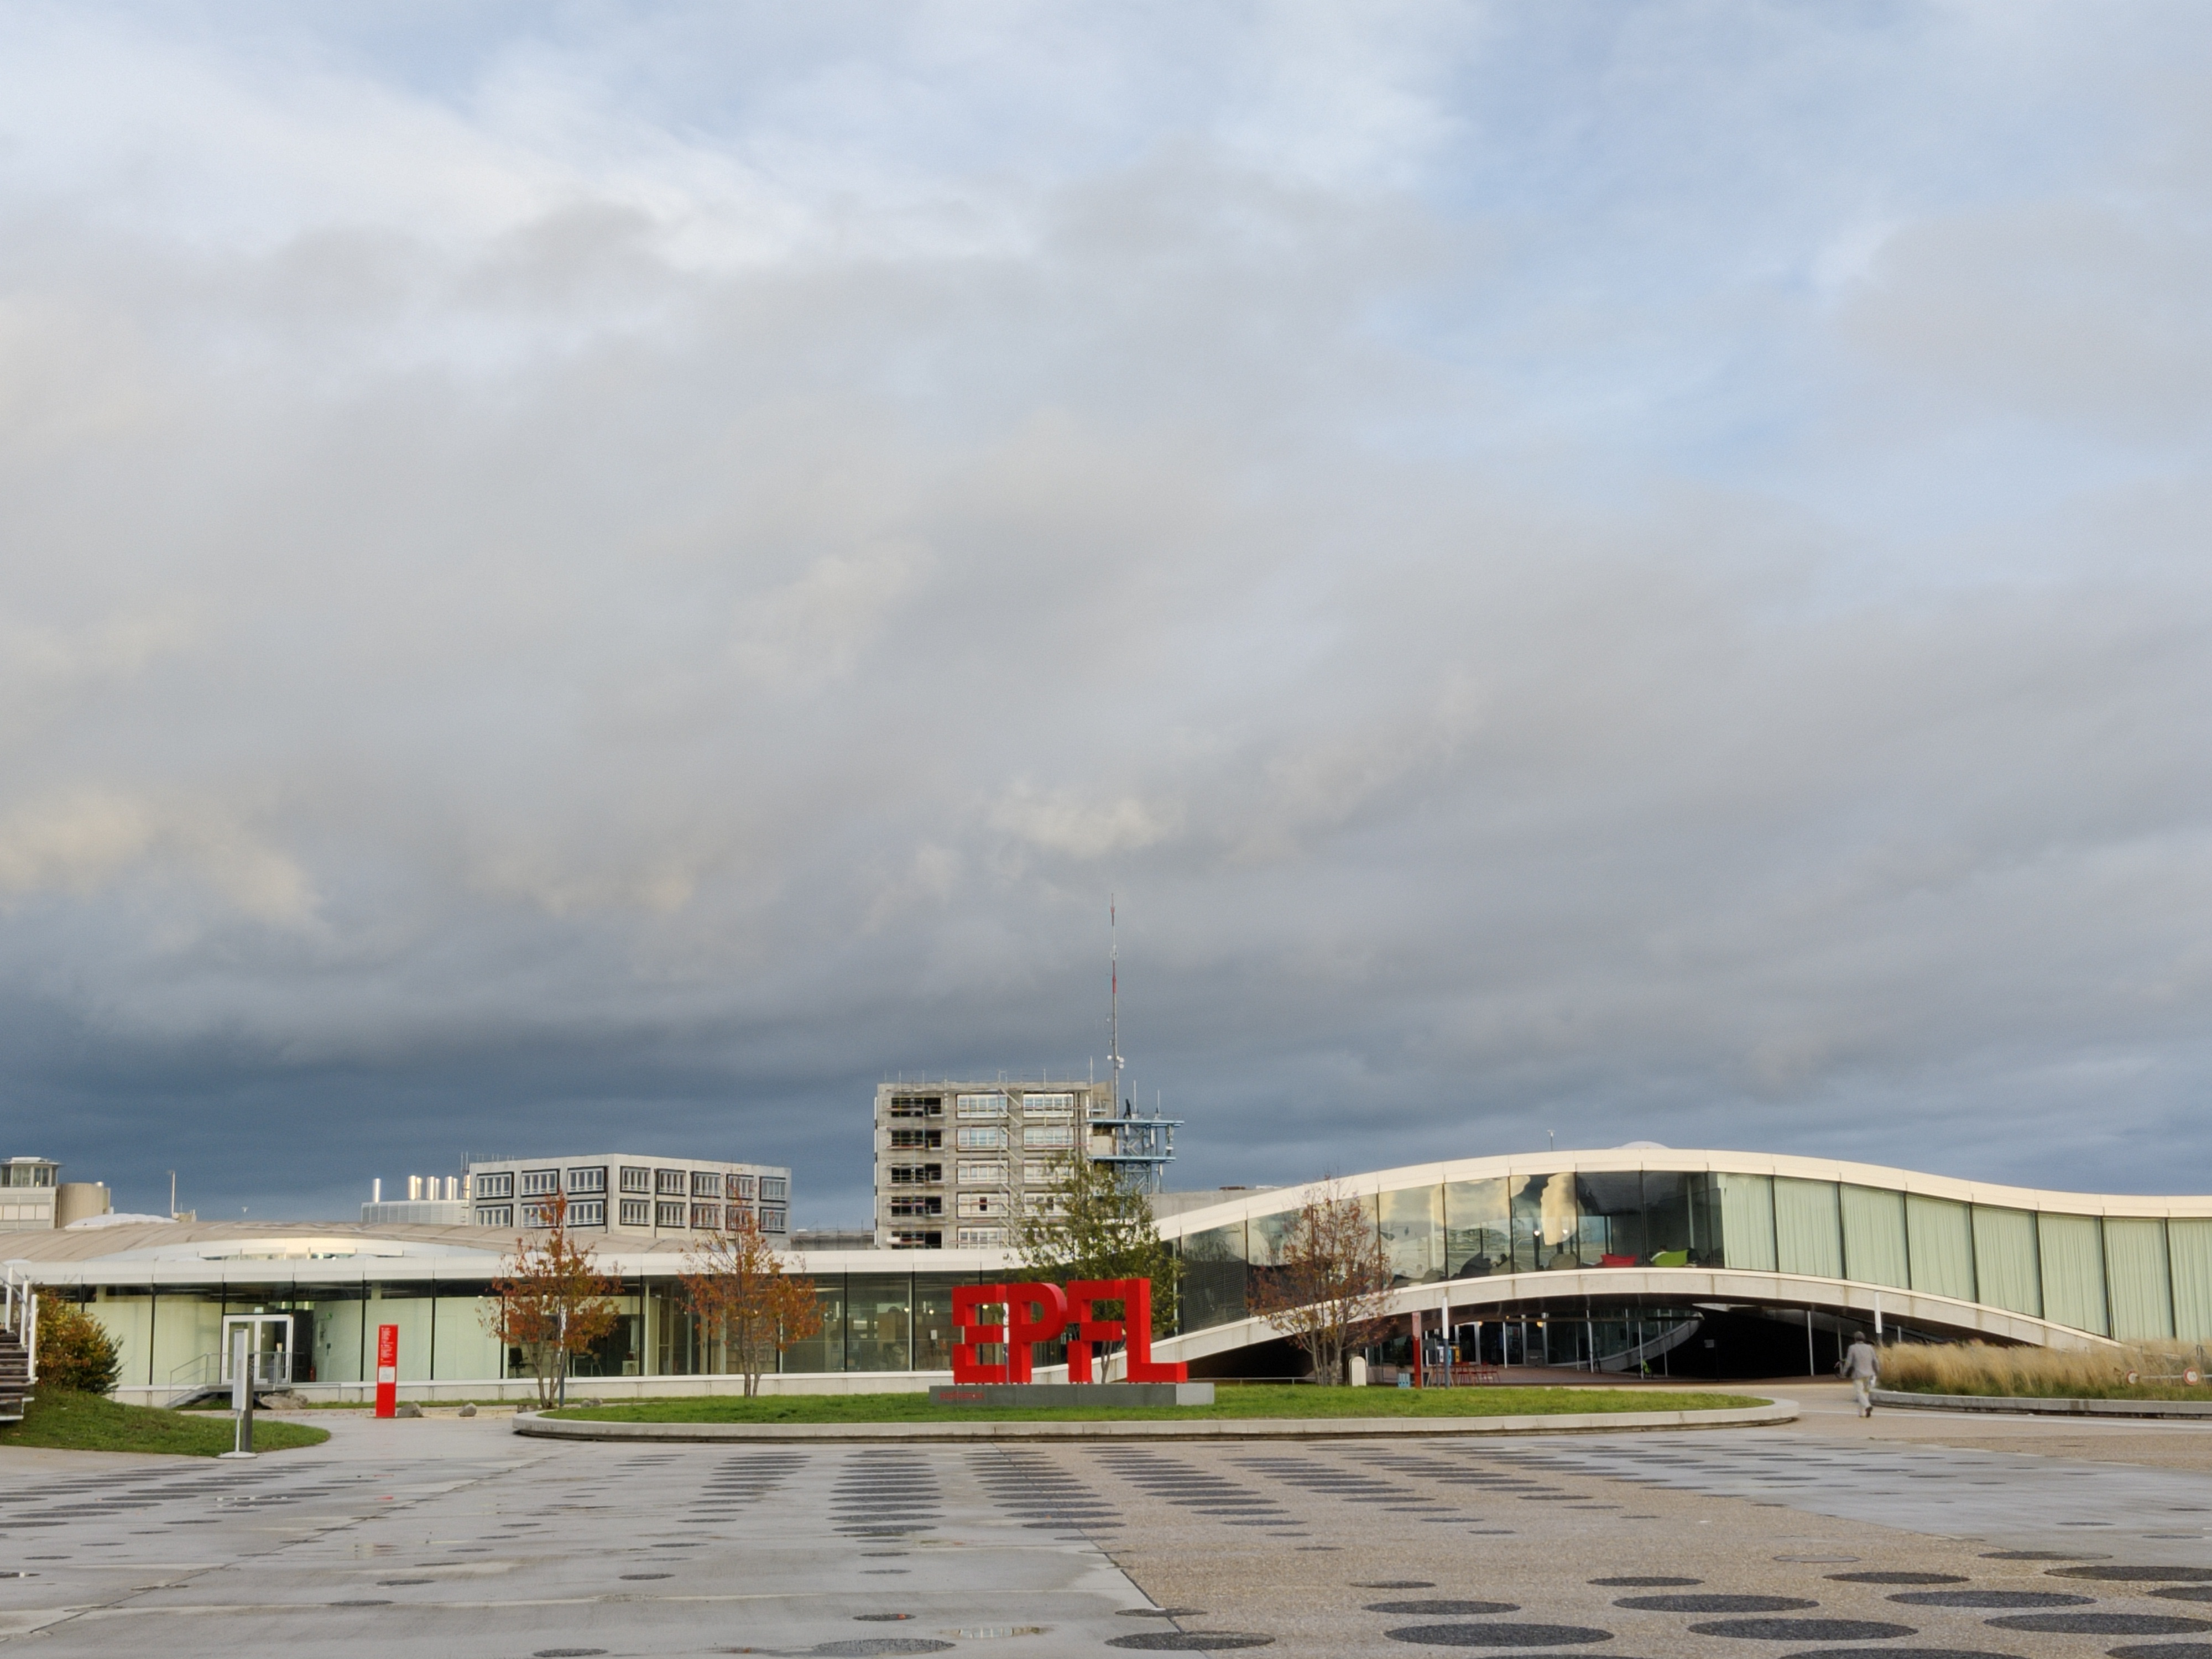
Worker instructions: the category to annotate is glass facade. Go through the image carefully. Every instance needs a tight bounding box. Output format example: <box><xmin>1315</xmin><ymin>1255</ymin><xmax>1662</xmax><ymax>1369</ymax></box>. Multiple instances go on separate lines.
<box><xmin>61</xmin><ymin>1172</ymin><xmax>2212</xmax><ymax>1376</ymax></box>
<box><xmin>1165</xmin><ymin>1168</ymin><xmax>2210</xmax><ymax>1343</ymax></box>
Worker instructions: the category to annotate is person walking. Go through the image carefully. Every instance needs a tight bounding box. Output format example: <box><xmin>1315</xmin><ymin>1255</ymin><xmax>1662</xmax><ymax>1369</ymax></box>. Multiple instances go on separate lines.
<box><xmin>1843</xmin><ymin>1331</ymin><xmax>1880</xmax><ymax>1417</ymax></box>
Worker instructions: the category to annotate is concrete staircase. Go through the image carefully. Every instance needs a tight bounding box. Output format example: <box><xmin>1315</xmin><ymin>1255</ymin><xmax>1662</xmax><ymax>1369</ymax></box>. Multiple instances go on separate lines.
<box><xmin>1</xmin><ymin>1271</ymin><xmax>34</xmax><ymax>1423</ymax></box>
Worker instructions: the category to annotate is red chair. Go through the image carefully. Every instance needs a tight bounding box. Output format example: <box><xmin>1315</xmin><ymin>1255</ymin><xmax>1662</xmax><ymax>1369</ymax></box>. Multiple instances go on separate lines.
<box><xmin>1599</xmin><ymin>1253</ymin><xmax>1637</xmax><ymax>1267</ymax></box>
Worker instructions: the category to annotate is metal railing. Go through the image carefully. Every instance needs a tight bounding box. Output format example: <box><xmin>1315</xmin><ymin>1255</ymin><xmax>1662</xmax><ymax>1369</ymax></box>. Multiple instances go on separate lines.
<box><xmin>168</xmin><ymin>1352</ymin><xmax>222</xmax><ymax>1407</ymax></box>
<box><xmin>2</xmin><ymin>1263</ymin><xmax>35</xmax><ymax>1384</ymax></box>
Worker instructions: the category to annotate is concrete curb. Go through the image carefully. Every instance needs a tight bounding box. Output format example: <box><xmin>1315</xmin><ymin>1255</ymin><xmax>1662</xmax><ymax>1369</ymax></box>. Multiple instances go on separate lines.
<box><xmin>512</xmin><ymin>1396</ymin><xmax>1797</xmax><ymax>1443</ymax></box>
<box><xmin>1872</xmin><ymin>1387</ymin><xmax>2212</xmax><ymax>1420</ymax></box>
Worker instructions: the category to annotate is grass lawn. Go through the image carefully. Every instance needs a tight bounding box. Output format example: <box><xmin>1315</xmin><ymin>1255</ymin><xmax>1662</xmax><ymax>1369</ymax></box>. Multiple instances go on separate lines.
<box><xmin>0</xmin><ymin>1390</ymin><xmax>332</xmax><ymax>1456</ymax></box>
<box><xmin>551</xmin><ymin>1384</ymin><xmax>1767</xmax><ymax>1425</ymax></box>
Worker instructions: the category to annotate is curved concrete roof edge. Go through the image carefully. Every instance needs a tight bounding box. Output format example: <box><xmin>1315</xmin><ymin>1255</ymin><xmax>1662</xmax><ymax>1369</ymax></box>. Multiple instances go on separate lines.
<box><xmin>1152</xmin><ymin>1146</ymin><xmax>2212</xmax><ymax>1239</ymax></box>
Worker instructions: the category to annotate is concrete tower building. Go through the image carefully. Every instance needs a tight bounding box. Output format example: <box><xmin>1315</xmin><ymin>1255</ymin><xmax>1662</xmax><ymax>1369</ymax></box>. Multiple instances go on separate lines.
<box><xmin>872</xmin><ymin>1079</ymin><xmax>1177</xmax><ymax>1249</ymax></box>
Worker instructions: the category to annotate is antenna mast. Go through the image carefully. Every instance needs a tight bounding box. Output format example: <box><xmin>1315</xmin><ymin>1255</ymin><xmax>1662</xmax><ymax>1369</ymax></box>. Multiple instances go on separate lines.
<box><xmin>1092</xmin><ymin>892</ymin><xmax>1180</xmax><ymax>1194</ymax></box>
<box><xmin>1109</xmin><ymin>894</ymin><xmax>1122</xmax><ymax>1113</ymax></box>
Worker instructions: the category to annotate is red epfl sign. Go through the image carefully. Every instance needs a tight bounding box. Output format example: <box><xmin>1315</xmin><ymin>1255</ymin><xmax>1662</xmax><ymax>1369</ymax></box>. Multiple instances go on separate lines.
<box><xmin>950</xmin><ymin>1278</ymin><xmax>1186</xmax><ymax>1384</ymax></box>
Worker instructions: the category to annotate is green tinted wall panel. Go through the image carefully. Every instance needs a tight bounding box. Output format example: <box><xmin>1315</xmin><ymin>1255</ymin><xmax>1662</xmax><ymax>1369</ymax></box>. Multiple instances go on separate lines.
<box><xmin>2104</xmin><ymin>1218</ymin><xmax>2173</xmax><ymax>1342</ymax></box>
<box><xmin>2168</xmin><ymin>1220</ymin><xmax>2212</xmax><ymax>1342</ymax></box>
<box><xmin>1906</xmin><ymin>1194</ymin><xmax>1975</xmax><ymax>1302</ymax></box>
<box><xmin>432</xmin><ymin>1294</ymin><xmax>505</xmax><ymax>1381</ymax></box>
<box><xmin>2039</xmin><ymin>1213</ymin><xmax>2108</xmax><ymax>1337</ymax></box>
<box><xmin>1840</xmin><ymin>1185</ymin><xmax>1910</xmax><ymax>1289</ymax></box>
<box><xmin>1970</xmin><ymin>1206</ymin><xmax>2042</xmax><ymax>1318</ymax></box>
<box><xmin>1773</xmin><ymin>1178</ymin><xmax>1843</xmax><ymax>1279</ymax></box>
<box><xmin>1718</xmin><ymin>1173</ymin><xmax>1777</xmax><ymax>1271</ymax></box>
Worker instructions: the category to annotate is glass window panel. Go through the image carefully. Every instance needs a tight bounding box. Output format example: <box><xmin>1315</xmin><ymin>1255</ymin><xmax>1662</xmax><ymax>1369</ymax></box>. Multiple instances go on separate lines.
<box><xmin>846</xmin><ymin>1274</ymin><xmax>913</xmax><ymax>1371</ymax></box>
<box><xmin>289</xmin><ymin>1290</ymin><xmax>366</xmax><ymax>1385</ymax></box>
<box><xmin>2104</xmin><ymin>1218</ymin><xmax>2173</xmax><ymax>1341</ymax></box>
<box><xmin>1906</xmin><ymin>1194</ymin><xmax>1975</xmax><ymax>1302</ymax></box>
<box><xmin>1774</xmin><ymin>1178</ymin><xmax>1843</xmax><ymax>1279</ymax></box>
<box><xmin>1379</xmin><ymin>1185</ymin><xmax>1443</xmax><ymax>1285</ymax></box>
<box><xmin>779</xmin><ymin>1276</ymin><xmax>847</xmax><ymax>1374</ymax></box>
<box><xmin>913</xmin><ymin>1273</ymin><xmax>963</xmax><ymax>1371</ymax></box>
<box><xmin>1970</xmin><ymin>1206</ymin><xmax>2041</xmax><ymax>1318</ymax></box>
<box><xmin>2168</xmin><ymin>1220</ymin><xmax>2212</xmax><ymax>1342</ymax></box>
<box><xmin>566</xmin><ymin>1286</ymin><xmax>641</xmax><ymax>1379</ymax></box>
<box><xmin>1511</xmin><ymin>1173</ymin><xmax>1580</xmax><ymax>1272</ymax></box>
<box><xmin>1574</xmin><ymin>1171</ymin><xmax>1647</xmax><ymax>1264</ymax></box>
<box><xmin>1642</xmin><ymin>1172</ymin><xmax>1700</xmax><ymax>1264</ymax></box>
<box><xmin>1687</xmin><ymin>1174</ymin><xmax>1722</xmax><ymax>1266</ymax></box>
<box><xmin>1180</xmin><ymin>1222</ymin><xmax>1248</xmax><ymax>1332</ymax></box>
<box><xmin>2039</xmin><ymin>1213</ymin><xmax>2108</xmax><ymax>1337</ymax></box>
<box><xmin>650</xmin><ymin>1282</ymin><xmax>696</xmax><ymax>1376</ymax></box>
<box><xmin>1718</xmin><ymin>1174</ymin><xmax>1777</xmax><ymax>1271</ymax></box>
<box><xmin>1840</xmin><ymin>1185</ymin><xmax>1909</xmax><ymax>1289</ymax></box>
<box><xmin>1444</xmin><ymin>1178</ymin><xmax>1509</xmax><ymax>1277</ymax></box>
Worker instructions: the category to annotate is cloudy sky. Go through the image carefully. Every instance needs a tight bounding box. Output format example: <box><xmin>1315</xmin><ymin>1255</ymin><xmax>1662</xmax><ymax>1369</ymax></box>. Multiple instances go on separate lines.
<box><xmin>4</xmin><ymin>3</ymin><xmax>2210</xmax><ymax>1225</ymax></box>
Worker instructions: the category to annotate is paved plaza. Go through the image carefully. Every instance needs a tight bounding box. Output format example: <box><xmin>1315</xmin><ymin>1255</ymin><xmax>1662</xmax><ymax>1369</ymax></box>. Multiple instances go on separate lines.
<box><xmin>7</xmin><ymin>1383</ymin><xmax>2212</xmax><ymax>1657</ymax></box>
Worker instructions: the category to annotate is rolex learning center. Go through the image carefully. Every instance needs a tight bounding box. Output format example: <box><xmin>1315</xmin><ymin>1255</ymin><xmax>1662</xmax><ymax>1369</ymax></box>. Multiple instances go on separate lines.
<box><xmin>8</xmin><ymin>1146</ymin><xmax>2211</xmax><ymax>1404</ymax></box>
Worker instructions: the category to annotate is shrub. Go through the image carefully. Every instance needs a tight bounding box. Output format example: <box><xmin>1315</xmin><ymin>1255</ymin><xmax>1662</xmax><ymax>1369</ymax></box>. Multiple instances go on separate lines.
<box><xmin>35</xmin><ymin>1300</ymin><xmax>123</xmax><ymax>1397</ymax></box>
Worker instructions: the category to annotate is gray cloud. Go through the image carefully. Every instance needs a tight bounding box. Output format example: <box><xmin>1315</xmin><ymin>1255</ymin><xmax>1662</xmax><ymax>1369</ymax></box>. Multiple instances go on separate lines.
<box><xmin>3</xmin><ymin>4</ymin><xmax>2211</xmax><ymax>1224</ymax></box>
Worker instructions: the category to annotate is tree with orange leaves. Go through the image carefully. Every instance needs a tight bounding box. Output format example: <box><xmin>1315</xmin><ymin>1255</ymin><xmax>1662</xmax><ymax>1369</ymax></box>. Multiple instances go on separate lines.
<box><xmin>680</xmin><ymin>1209</ymin><xmax>822</xmax><ymax>1397</ymax></box>
<box><xmin>487</xmin><ymin>1190</ymin><xmax>623</xmax><ymax>1408</ymax></box>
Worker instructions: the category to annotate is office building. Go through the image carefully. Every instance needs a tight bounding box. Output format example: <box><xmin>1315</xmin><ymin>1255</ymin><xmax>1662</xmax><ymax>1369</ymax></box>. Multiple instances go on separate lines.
<box><xmin>871</xmin><ymin>1078</ymin><xmax>1178</xmax><ymax>1249</ymax></box>
<box><xmin>466</xmin><ymin>1154</ymin><xmax>790</xmax><ymax>1238</ymax></box>
<box><xmin>0</xmin><ymin>1158</ymin><xmax>59</xmax><ymax>1233</ymax></box>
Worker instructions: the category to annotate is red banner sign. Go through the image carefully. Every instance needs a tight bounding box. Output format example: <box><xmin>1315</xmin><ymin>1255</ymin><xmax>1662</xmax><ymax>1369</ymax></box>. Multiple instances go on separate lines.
<box><xmin>374</xmin><ymin>1323</ymin><xmax>399</xmax><ymax>1418</ymax></box>
<box><xmin>950</xmin><ymin>1278</ymin><xmax>1186</xmax><ymax>1384</ymax></box>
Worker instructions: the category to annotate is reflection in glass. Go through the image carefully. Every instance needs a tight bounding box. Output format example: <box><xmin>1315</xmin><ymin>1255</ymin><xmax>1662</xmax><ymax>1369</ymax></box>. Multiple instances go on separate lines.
<box><xmin>1511</xmin><ymin>1174</ymin><xmax>1580</xmax><ymax>1271</ymax></box>
<box><xmin>780</xmin><ymin>1277</ymin><xmax>848</xmax><ymax>1373</ymax></box>
<box><xmin>913</xmin><ymin>1274</ymin><xmax>963</xmax><ymax>1371</ymax></box>
<box><xmin>1181</xmin><ymin>1222</ymin><xmax>1248</xmax><ymax>1332</ymax></box>
<box><xmin>1444</xmin><ymin>1178</ymin><xmax>1508</xmax><ymax>1276</ymax></box>
<box><xmin>1575</xmin><ymin>1172</ymin><xmax>1645</xmax><ymax>1265</ymax></box>
<box><xmin>1379</xmin><ymin>1185</ymin><xmax>1443</xmax><ymax>1285</ymax></box>
<box><xmin>845</xmin><ymin>1274</ymin><xmax>912</xmax><ymax>1371</ymax></box>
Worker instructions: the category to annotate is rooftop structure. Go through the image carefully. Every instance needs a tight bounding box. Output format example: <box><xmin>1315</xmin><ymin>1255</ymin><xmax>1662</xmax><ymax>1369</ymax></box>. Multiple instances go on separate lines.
<box><xmin>0</xmin><ymin>1158</ymin><xmax>59</xmax><ymax>1233</ymax></box>
<box><xmin>362</xmin><ymin>1175</ymin><xmax>470</xmax><ymax>1226</ymax></box>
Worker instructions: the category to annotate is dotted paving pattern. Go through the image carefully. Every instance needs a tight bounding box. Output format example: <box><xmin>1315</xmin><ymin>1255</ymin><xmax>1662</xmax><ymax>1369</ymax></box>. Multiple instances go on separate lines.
<box><xmin>12</xmin><ymin>1416</ymin><xmax>2212</xmax><ymax>1659</ymax></box>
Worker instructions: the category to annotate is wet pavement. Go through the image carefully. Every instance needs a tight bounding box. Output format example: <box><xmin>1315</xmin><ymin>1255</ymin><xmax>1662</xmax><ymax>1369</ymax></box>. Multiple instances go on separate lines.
<box><xmin>4</xmin><ymin>1385</ymin><xmax>2211</xmax><ymax>1657</ymax></box>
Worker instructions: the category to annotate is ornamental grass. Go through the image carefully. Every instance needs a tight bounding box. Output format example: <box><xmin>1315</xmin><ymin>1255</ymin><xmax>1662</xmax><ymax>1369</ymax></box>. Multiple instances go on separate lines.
<box><xmin>1881</xmin><ymin>1338</ymin><xmax>2212</xmax><ymax>1400</ymax></box>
